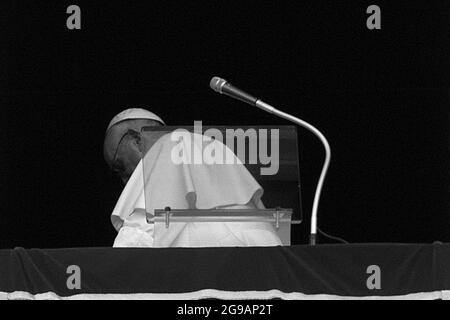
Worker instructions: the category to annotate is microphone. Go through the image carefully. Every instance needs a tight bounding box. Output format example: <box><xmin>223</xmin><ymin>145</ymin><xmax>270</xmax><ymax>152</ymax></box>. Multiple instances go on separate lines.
<box><xmin>210</xmin><ymin>77</ymin><xmax>259</xmax><ymax>106</ymax></box>
<box><xmin>209</xmin><ymin>76</ymin><xmax>332</xmax><ymax>245</ymax></box>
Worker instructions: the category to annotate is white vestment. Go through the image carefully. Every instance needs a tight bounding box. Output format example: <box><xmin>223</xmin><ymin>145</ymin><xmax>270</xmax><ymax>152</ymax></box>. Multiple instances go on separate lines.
<box><xmin>111</xmin><ymin>131</ymin><xmax>282</xmax><ymax>247</ymax></box>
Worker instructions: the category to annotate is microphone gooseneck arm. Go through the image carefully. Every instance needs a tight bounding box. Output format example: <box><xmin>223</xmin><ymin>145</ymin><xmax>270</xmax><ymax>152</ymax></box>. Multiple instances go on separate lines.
<box><xmin>210</xmin><ymin>77</ymin><xmax>331</xmax><ymax>245</ymax></box>
<box><xmin>255</xmin><ymin>100</ymin><xmax>331</xmax><ymax>245</ymax></box>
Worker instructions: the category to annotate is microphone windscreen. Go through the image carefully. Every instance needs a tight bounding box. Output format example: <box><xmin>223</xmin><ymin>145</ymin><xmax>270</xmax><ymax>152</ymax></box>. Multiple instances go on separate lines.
<box><xmin>210</xmin><ymin>77</ymin><xmax>227</xmax><ymax>93</ymax></box>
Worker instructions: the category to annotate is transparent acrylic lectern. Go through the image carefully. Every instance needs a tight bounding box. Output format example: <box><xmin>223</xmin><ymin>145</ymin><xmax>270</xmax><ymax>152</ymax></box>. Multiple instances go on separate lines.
<box><xmin>140</xmin><ymin>125</ymin><xmax>302</xmax><ymax>246</ymax></box>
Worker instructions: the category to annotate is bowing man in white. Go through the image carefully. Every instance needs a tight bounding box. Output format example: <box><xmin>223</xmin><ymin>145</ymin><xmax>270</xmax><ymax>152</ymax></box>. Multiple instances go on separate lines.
<box><xmin>103</xmin><ymin>108</ymin><xmax>282</xmax><ymax>247</ymax></box>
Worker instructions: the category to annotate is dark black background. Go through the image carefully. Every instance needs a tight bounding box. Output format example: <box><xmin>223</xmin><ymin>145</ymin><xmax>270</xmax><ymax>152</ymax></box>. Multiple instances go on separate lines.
<box><xmin>1</xmin><ymin>1</ymin><xmax>449</xmax><ymax>248</ymax></box>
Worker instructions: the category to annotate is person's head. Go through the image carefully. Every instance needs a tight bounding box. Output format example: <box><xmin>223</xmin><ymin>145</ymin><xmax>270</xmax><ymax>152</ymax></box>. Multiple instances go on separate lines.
<box><xmin>104</xmin><ymin>108</ymin><xmax>165</xmax><ymax>184</ymax></box>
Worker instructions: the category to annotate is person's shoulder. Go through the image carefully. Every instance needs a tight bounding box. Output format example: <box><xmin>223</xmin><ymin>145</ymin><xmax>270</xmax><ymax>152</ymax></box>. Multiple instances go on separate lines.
<box><xmin>163</xmin><ymin>129</ymin><xmax>198</xmax><ymax>143</ymax></box>
<box><xmin>152</xmin><ymin>129</ymin><xmax>194</xmax><ymax>150</ymax></box>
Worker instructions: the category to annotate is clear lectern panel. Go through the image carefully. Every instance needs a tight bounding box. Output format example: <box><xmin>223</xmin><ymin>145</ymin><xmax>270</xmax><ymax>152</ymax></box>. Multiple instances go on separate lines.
<box><xmin>140</xmin><ymin>125</ymin><xmax>302</xmax><ymax>245</ymax></box>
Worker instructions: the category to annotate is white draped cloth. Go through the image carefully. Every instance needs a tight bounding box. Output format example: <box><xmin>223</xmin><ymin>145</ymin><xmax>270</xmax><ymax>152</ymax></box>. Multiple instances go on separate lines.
<box><xmin>111</xmin><ymin>131</ymin><xmax>282</xmax><ymax>247</ymax></box>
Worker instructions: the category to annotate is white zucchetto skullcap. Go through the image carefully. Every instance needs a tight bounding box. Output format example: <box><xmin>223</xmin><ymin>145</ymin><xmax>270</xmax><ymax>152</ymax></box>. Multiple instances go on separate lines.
<box><xmin>106</xmin><ymin>108</ymin><xmax>165</xmax><ymax>132</ymax></box>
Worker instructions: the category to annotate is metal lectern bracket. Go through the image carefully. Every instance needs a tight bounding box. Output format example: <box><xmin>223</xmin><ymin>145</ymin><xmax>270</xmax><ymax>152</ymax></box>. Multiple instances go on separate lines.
<box><xmin>151</xmin><ymin>208</ymin><xmax>297</xmax><ymax>229</ymax></box>
<box><xmin>275</xmin><ymin>207</ymin><xmax>280</xmax><ymax>229</ymax></box>
<box><xmin>165</xmin><ymin>207</ymin><xmax>171</xmax><ymax>228</ymax></box>
<box><xmin>150</xmin><ymin>207</ymin><xmax>295</xmax><ymax>246</ymax></box>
